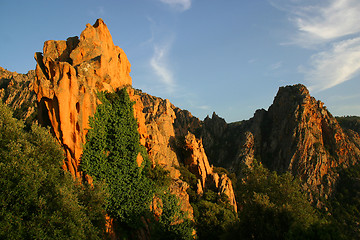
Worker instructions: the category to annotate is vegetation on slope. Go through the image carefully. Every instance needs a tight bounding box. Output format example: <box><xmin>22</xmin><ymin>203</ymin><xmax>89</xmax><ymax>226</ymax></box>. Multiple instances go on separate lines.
<box><xmin>0</xmin><ymin>102</ymin><xmax>107</xmax><ymax>240</ymax></box>
<box><xmin>328</xmin><ymin>164</ymin><xmax>360</xmax><ymax>239</ymax></box>
<box><xmin>177</xmin><ymin>165</ymin><xmax>238</xmax><ymax>239</ymax></box>
<box><xmin>80</xmin><ymin>88</ymin><xmax>194</xmax><ymax>239</ymax></box>
<box><xmin>81</xmin><ymin>89</ymin><xmax>154</xmax><ymax>225</ymax></box>
<box><xmin>2</xmin><ymin>83</ymin><xmax>360</xmax><ymax>239</ymax></box>
<box><xmin>336</xmin><ymin>116</ymin><xmax>360</xmax><ymax>134</ymax></box>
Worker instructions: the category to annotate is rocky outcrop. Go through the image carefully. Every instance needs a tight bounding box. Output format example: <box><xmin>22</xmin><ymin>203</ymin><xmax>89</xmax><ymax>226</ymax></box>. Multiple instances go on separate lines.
<box><xmin>183</xmin><ymin>132</ymin><xmax>213</xmax><ymax>187</ymax></box>
<box><xmin>33</xmin><ymin>19</ymin><xmax>132</xmax><ymax>177</ymax></box>
<box><xmin>261</xmin><ymin>85</ymin><xmax>360</xmax><ymax>200</ymax></box>
<box><xmin>139</xmin><ymin>92</ymin><xmax>180</xmax><ymax>177</ymax></box>
<box><xmin>201</xmin><ymin>84</ymin><xmax>360</xmax><ymax>204</ymax></box>
<box><xmin>0</xmin><ymin>67</ymin><xmax>37</xmax><ymax>124</ymax></box>
<box><xmin>136</xmin><ymin>89</ymin><xmax>237</xmax><ymax>212</ymax></box>
<box><xmin>182</xmin><ymin>132</ymin><xmax>237</xmax><ymax>211</ymax></box>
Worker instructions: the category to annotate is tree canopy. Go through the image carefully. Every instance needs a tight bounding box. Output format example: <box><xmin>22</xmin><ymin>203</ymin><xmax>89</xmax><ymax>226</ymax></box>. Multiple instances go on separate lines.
<box><xmin>0</xmin><ymin>102</ymin><xmax>106</xmax><ymax>240</ymax></box>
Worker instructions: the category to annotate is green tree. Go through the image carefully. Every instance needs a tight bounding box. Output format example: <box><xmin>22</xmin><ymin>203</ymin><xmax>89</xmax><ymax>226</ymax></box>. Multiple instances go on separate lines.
<box><xmin>151</xmin><ymin>192</ymin><xmax>194</xmax><ymax>240</ymax></box>
<box><xmin>0</xmin><ymin>102</ymin><xmax>106</xmax><ymax>240</ymax></box>
<box><xmin>227</xmin><ymin>161</ymin><xmax>320</xmax><ymax>240</ymax></box>
<box><xmin>327</xmin><ymin>164</ymin><xmax>360</xmax><ymax>239</ymax></box>
<box><xmin>194</xmin><ymin>199</ymin><xmax>238</xmax><ymax>240</ymax></box>
<box><xmin>81</xmin><ymin>88</ymin><xmax>154</xmax><ymax>227</ymax></box>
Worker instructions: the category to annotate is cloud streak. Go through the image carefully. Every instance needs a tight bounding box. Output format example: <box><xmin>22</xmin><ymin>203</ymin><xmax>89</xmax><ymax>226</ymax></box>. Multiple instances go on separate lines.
<box><xmin>159</xmin><ymin>0</ymin><xmax>192</xmax><ymax>11</ymax></box>
<box><xmin>295</xmin><ymin>0</ymin><xmax>360</xmax><ymax>47</ymax></box>
<box><xmin>271</xmin><ymin>0</ymin><xmax>360</xmax><ymax>92</ymax></box>
<box><xmin>303</xmin><ymin>37</ymin><xmax>360</xmax><ymax>92</ymax></box>
<box><xmin>150</xmin><ymin>42</ymin><xmax>176</xmax><ymax>93</ymax></box>
<box><xmin>272</xmin><ymin>0</ymin><xmax>360</xmax><ymax>47</ymax></box>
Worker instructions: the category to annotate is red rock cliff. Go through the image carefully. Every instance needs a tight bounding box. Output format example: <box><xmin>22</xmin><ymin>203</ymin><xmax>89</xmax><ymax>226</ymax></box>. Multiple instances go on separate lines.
<box><xmin>34</xmin><ymin>19</ymin><xmax>132</xmax><ymax>177</ymax></box>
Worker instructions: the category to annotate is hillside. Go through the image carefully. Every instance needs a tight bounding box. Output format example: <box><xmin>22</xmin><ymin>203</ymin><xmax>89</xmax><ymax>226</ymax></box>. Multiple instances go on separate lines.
<box><xmin>1</xmin><ymin>19</ymin><xmax>360</xmax><ymax>239</ymax></box>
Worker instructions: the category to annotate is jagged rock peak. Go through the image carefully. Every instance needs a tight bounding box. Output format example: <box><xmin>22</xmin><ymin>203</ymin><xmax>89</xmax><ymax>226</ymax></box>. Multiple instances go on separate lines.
<box><xmin>277</xmin><ymin>84</ymin><xmax>310</xmax><ymax>97</ymax></box>
<box><xmin>34</xmin><ymin>19</ymin><xmax>132</xmax><ymax>177</ymax></box>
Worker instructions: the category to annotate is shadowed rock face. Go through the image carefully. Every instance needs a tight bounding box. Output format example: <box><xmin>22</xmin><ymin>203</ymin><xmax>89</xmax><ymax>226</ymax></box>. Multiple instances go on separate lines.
<box><xmin>262</xmin><ymin>85</ymin><xmax>360</xmax><ymax>201</ymax></box>
<box><xmin>34</xmin><ymin>19</ymin><xmax>132</xmax><ymax>177</ymax></box>
<box><xmin>201</xmin><ymin>84</ymin><xmax>360</xmax><ymax>204</ymax></box>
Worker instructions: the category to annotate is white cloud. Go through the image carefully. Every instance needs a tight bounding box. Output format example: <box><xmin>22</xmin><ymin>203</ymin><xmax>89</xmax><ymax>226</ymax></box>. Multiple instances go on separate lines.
<box><xmin>301</xmin><ymin>37</ymin><xmax>360</xmax><ymax>92</ymax></box>
<box><xmin>159</xmin><ymin>0</ymin><xmax>192</xmax><ymax>11</ymax></box>
<box><xmin>271</xmin><ymin>0</ymin><xmax>360</xmax><ymax>91</ymax></box>
<box><xmin>271</xmin><ymin>0</ymin><xmax>360</xmax><ymax>47</ymax></box>
<box><xmin>150</xmin><ymin>42</ymin><xmax>176</xmax><ymax>93</ymax></box>
<box><xmin>296</xmin><ymin>0</ymin><xmax>360</xmax><ymax>46</ymax></box>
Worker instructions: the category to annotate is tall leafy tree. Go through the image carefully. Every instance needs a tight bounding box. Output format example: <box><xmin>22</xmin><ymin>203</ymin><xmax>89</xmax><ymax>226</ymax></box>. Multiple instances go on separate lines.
<box><xmin>81</xmin><ymin>88</ymin><xmax>154</xmax><ymax>226</ymax></box>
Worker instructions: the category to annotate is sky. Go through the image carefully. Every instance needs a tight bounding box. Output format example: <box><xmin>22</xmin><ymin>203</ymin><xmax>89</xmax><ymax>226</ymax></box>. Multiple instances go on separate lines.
<box><xmin>1</xmin><ymin>0</ymin><xmax>359</xmax><ymax>122</ymax></box>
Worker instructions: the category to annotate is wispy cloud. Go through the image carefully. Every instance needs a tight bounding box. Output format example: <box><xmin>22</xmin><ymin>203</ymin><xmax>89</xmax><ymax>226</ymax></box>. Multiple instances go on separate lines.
<box><xmin>142</xmin><ymin>17</ymin><xmax>177</xmax><ymax>94</ymax></box>
<box><xmin>269</xmin><ymin>61</ymin><xmax>282</xmax><ymax>70</ymax></box>
<box><xmin>150</xmin><ymin>41</ymin><xmax>176</xmax><ymax>93</ymax></box>
<box><xmin>301</xmin><ymin>37</ymin><xmax>360</xmax><ymax>92</ymax></box>
<box><xmin>159</xmin><ymin>0</ymin><xmax>192</xmax><ymax>12</ymax></box>
<box><xmin>271</xmin><ymin>0</ymin><xmax>360</xmax><ymax>92</ymax></box>
<box><xmin>271</xmin><ymin>0</ymin><xmax>360</xmax><ymax>47</ymax></box>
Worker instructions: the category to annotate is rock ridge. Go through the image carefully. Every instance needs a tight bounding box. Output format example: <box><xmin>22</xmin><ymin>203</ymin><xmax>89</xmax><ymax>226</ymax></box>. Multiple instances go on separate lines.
<box><xmin>200</xmin><ymin>84</ymin><xmax>360</xmax><ymax>204</ymax></box>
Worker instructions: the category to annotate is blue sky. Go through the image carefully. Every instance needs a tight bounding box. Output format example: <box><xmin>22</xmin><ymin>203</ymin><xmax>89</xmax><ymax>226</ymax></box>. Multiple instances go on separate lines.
<box><xmin>1</xmin><ymin>0</ymin><xmax>359</xmax><ymax>122</ymax></box>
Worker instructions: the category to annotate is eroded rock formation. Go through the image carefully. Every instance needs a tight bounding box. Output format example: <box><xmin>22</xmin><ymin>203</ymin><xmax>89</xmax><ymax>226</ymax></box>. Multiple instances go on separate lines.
<box><xmin>201</xmin><ymin>84</ymin><xmax>360</xmax><ymax>204</ymax></box>
<box><xmin>262</xmin><ymin>85</ymin><xmax>360</xmax><ymax>201</ymax></box>
<box><xmin>137</xmin><ymin>91</ymin><xmax>237</xmax><ymax>212</ymax></box>
<box><xmin>0</xmin><ymin>67</ymin><xmax>37</xmax><ymax>124</ymax></box>
<box><xmin>34</xmin><ymin>19</ymin><xmax>132</xmax><ymax>177</ymax></box>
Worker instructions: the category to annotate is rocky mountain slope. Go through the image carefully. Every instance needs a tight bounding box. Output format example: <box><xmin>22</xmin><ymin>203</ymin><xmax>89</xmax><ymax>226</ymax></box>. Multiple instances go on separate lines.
<box><xmin>28</xmin><ymin>19</ymin><xmax>237</xmax><ymax>223</ymax></box>
<box><xmin>200</xmin><ymin>84</ymin><xmax>360</xmax><ymax>204</ymax></box>
<box><xmin>2</xmin><ymin>18</ymin><xmax>360</xmax><ymax>238</ymax></box>
<box><xmin>0</xmin><ymin>67</ymin><xmax>37</xmax><ymax>125</ymax></box>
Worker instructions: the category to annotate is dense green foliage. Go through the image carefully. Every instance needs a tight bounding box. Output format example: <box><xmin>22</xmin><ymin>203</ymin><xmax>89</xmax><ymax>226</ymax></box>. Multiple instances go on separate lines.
<box><xmin>194</xmin><ymin>199</ymin><xmax>237</xmax><ymax>240</ymax></box>
<box><xmin>81</xmin><ymin>88</ymin><xmax>154</xmax><ymax>226</ymax></box>
<box><xmin>336</xmin><ymin>116</ymin><xmax>360</xmax><ymax>134</ymax></box>
<box><xmin>81</xmin><ymin>88</ymin><xmax>194</xmax><ymax>238</ymax></box>
<box><xmin>328</xmin><ymin>164</ymin><xmax>360</xmax><ymax>239</ymax></box>
<box><xmin>177</xmin><ymin>165</ymin><xmax>238</xmax><ymax>239</ymax></box>
<box><xmin>224</xmin><ymin>161</ymin><xmax>326</xmax><ymax>240</ymax></box>
<box><xmin>151</xmin><ymin>192</ymin><xmax>194</xmax><ymax>240</ymax></box>
<box><xmin>0</xmin><ymin>102</ymin><xmax>106</xmax><ymax>240</ymax></box>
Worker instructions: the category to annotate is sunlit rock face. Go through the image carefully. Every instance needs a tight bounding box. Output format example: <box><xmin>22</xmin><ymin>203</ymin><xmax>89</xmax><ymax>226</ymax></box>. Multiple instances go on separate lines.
<box><xmin>137</xmin><ymin>91</ymin><xmax>238</xmax><ymax>212</ymax></box>
<box><xmin>34</xmin><ymin>19</ymin><xmax>131</xmax><ymax>177</ymax></box>
<box><xmin>0</xmin><ymin>66</ymin><xmax>37</xmax><ymax>123</ymax></box>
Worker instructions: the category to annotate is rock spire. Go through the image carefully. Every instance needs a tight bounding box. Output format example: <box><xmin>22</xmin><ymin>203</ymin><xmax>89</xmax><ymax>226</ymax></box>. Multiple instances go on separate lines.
<box><xmin>34</xmin><ymin>19</ymin><xmax>132</xmax><ymax>177</ymax></box>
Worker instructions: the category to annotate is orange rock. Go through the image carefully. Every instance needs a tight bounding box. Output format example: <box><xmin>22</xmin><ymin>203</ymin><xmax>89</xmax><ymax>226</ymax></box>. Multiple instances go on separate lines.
<box><xmin>138</xmin><ymin>92</ymin><xmax>181</xmax><ymax>178</ymax></box>
<box><xmin>184</xmin><ymin>132</ymin><xmax>213</xmax><ymax>187</ymax></box>
<box><xmin>218</xmin><ymin>174</ymin><xmax>237</xmax><ymax>212</ymax></box>
<box><xmin>34</xmin><ymin>19</ymin><xmax>132</xmax><ymax>177</ymax></box>
<box><xmin>183</xmin><ymin>132</ymin><xmax>237</xmax><ymax>211</ymax></box>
